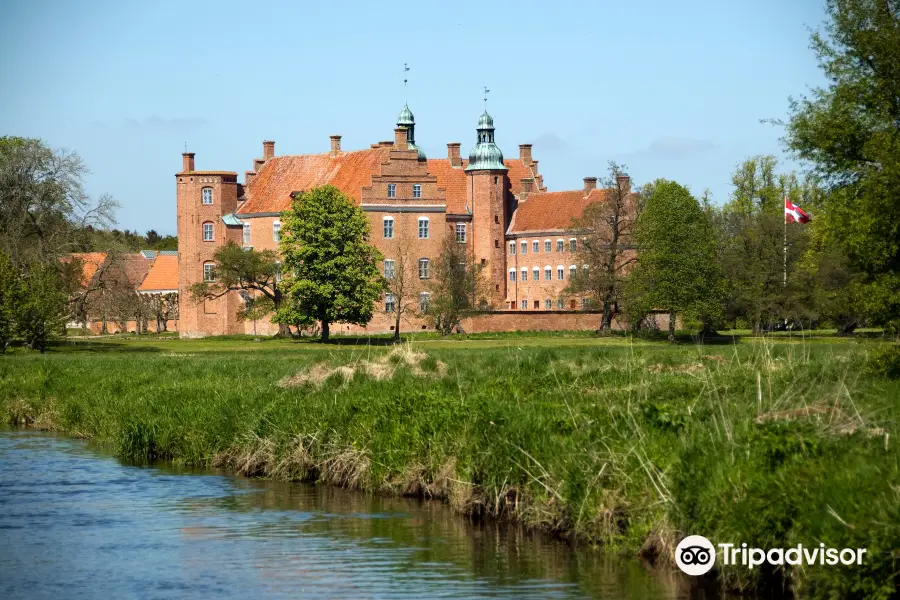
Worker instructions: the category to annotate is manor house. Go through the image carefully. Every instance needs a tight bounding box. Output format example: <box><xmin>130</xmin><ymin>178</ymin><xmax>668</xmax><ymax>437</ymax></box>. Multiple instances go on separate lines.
<box><xmin>177</xmin><ymin>105</ymin><xmax>634</xmax><ymax>337</ymax></box>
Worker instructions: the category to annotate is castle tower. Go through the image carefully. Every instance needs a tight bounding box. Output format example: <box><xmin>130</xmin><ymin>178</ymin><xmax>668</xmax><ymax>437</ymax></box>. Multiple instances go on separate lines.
<box><xmin>397</xmin><ymin>104</ymin><xmax>426</xmax><ymax>161</ymax></box>
<box><xmin>465</xmin><ymin>110</ymin><xmax>508</xmax><ymax>307</ymax></box>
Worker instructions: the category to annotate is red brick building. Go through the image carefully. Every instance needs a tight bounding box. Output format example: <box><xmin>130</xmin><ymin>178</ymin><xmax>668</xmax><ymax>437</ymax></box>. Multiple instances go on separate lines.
<box><xmin>176</xmin><ymin>106</ymin><xmax>635</xmax><ymax>337</ymax></box>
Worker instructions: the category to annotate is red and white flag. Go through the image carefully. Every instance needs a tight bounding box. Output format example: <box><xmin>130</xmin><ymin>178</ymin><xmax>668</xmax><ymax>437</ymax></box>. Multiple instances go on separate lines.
<box><xmin>785</xmin><ymin>197</ymin><xmax>811</xmax><ymax>224</ymax></box>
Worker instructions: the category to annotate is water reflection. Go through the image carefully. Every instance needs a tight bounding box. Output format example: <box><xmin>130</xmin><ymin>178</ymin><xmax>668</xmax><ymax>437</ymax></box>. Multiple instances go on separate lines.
<box><xmin>0</xmin><ymin>429</ymin><xmax>712</xmax><ymax>599</ymax></box>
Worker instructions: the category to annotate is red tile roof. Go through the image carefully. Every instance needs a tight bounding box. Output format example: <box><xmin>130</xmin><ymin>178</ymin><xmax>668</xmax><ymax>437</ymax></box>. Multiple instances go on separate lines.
<box><xmin>65</xmin><ymin>252</ymin><xmax>108</xmax><ymax>287</ymax></box>
<box><xmin>509</xmin><ymin>189</ymin><xmax>615</xmax><ymax>234</ymax></box>
<box><xmin>426</xmin><ymin>158</ymin><xmax>532</xmax><ymax>214</ymax></box>
<box><xmin>237</xmin><ymin>149</ymin><xmax>392</xmax><ymax>215</ymax></box>
<box><xmin>138</xmin><ymin>255</ymin><xmax>179</xmax><ymax>292</ymax></box>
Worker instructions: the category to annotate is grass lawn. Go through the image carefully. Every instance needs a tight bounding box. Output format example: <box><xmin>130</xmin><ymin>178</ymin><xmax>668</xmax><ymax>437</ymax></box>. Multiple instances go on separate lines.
<box><xmin>2</xmin><ymin>331</ymin><xmax>898</xmax><ymax>598</ymax></box>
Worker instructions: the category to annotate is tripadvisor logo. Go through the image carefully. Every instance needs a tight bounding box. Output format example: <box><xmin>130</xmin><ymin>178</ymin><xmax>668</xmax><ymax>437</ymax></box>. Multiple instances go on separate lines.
<box><xmin>675</xmin><ymin>535</ymin><xmax>868</xmax><ymax>576</ymax></box>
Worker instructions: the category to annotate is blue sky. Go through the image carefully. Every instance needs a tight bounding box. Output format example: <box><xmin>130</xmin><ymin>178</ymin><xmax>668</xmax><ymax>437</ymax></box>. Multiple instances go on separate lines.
<box><xmin>0</xmin><ymin>0</ymin><xmax>828</xmax><ymax>235</ymax></box>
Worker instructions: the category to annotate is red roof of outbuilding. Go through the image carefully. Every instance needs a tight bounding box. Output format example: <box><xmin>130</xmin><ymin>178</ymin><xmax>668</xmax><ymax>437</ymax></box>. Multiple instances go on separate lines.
<box><xmin>138</xmin><ymin>255</ymin><xmax>179</xmax><ymax>292</ymax></box>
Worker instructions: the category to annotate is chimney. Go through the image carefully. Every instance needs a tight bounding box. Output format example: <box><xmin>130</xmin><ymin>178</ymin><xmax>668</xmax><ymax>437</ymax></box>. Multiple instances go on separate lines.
<box><xmin>520</xmin><ymin>178</ymin><xmax>534</xmax><ymax>197</ymax></box>
<box><xmin>262</xmin><ymin>140</ymin><xmax>275</xmax><ymax>161</ymax></box>
<box><xmin>584</xmin><ymin>177</ymin><xmax>597</xmax><ymax>194</ymax></box>
<box><xmin>447</xmin><ymin>142</ymin><xmax>461</xmax><ymax>167</ymax></box>
<box><xmin>519</xmin><ymin>144</ymin><xmax>533</xmax><ymax>165</ymax></box>
<box><xmin>617</xmin><ymin>174</ymin><xmax>631</xmax><ymax>194</ymax></box>
<box><xmin>531</xmin><ymin>160</ymin><xmax>539</xmax><ymax>175</ymax></box>
<box><xmin>394</xmin><ymin>128</ymin><xmax>408</xmax><ymax>151</ymax></box>
<box><xmin>245</xmin><ymin>170</ymin><xmax>256</xmax><ymax>187</ymax></box>
<box><xmin>330</xmin><ymin>135</ymin><xmax>342</xmax><ymax>155</ymax></box>
<box><xmin>253</xmin><ymin>158</ymin><xmax>265</xmax><ymax>172</ymax></box>
<box><xmin>536</xmin><ymin>174</ymin><xmax>544</xmax><ymax>190</ymax></box>
<box><xmin>182</xmin><ymin>152</ymin><xmax>195</xmax><ymax>172</ymax></box>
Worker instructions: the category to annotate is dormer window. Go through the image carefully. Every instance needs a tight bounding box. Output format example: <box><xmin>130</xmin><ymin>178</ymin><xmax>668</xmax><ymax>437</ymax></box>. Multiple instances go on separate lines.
<box><xmin>413</xmin><ymin>184</ymin><xmax>422</xmax><ymax>199</ymax></box>
<box><xmin>387</xmin><ymin>184</ymin><xmax>396</xmax><ymax>198</ymax></box>
<box><xmin>201</xmin><ymin>187</ymin><xmax>213</xmax><ymax>205</ymax></box>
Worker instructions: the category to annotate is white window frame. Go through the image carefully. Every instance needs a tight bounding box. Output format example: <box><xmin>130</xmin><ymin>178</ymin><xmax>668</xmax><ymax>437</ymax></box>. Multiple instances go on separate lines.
<box><xmin>384</xmin><ymin>259</ymin><xmax>395</xmax><ymax>279</ymax></box>
<box><xmin>242</xmin><ymin>223</ymin><xmax>251</xmax><ymax>247</ymax></box>
<box><xmin>387</xmin><ymin>183</ymin><xmax>396</xmax><ymax>198</ymax></box>
<box><xmin>520</xmin><ymin>268</ymin><xmax>528</xmax><ymax>282</ymax></box>
<box><xmin>203</xmin><ymin>262</ymin><xmax>216</xmax><ymax>282</ymax></box>
<box><xmin>418</xmin><ymin>258</ymin><xmax>430</xmax><ymax>279</ymax></box>
<box><xmin>419</xmin><ymin>292</ymin><xmax>430</xmax><ymax>313</ymax></box>
<box><xmin>532</xmin><ymin>267</ymin><xmax>540</xmax><ymax>281</ymax></box>
<box><xmin>383</xmin><ymin>216</ymin><xmax>394</xmax><ymax>239</ymax></box>
<box><xmin>557</xmin><ymin>265</ymin><xmax>565</xmax><ymax>280</ymax></box>
<box><xmin>557</xmin><ymin>239</ymin><xmax>564</xmax><ymax>252</ymax></box>
<box><xmin>455</xmin><ymin>223</ymin><xmax>467</xmax><ymax>243</ymax></box>
<box><xmin>569</xmin><ymin>238</ymin><xmax>577</xmax><ymax>252</ymax></box>
<box><xmin>412</xmin><ymin>183</ymin><xmax>422</xmax><ymax>198</ymax></box>
<box><xmin>544</xmin><ymin>240</ymin><xmax>551</xmax><ymax>252</ymax></box>
<box><xmin>520</xmin><ymin>299</ymin><xmax>527</xmax><ymax>310</ymax></box>
<box><xmin>509</xmin><ymin>268</ymin><xmax>516</xmax><ymax>282</ymax></box>
<box><xmin>532</xmin><ymin>240</ymin><xmax>539</xmax><ymax>253</ymax></box>
<box><xmin>570</xmin><ymin>265</ymin><xmax>577</xmax><ymax>277</ymax></box>
<box><xmin>273</xmin><ymin>220</ymin><xmax>281</xmax><ymax>242</ymax></box>
<box><xmin>418</xmin><ymin>217</ymin><xmax>430</xmax><ymax>239</ymax></box>
<box><xmin>520</xmin><ymin>241</ymin><xmax>527</xmax><ymax>254</ymax></box>
<box><xmin>385</xmin><ymin>293</ymin><xmax>396</xmax><ymax>313</ymax></box>
<box><xmin>582</xmin><ymin>297</ymin><xmax>589</xmax><ymax>309</ymax></box>
<box><xmin>202</xmin><ymin>222</ymin><xmax>214</xmax><ymax>242</ymax></box>
<box><xmin>201</xmin><ymin>187</ymin><xmax>213</xmax><ymax>205</ymax></box>
<box><xmin>509</xmin><ymin>241</ymin><xmax>516</xmax><ymax>255</ymax></box>
<box><xmin>545</xmin><ymin>298</ymin><xmax>552</xmax><ymax>309</ymax></box>
<box><xmin>544</xmin><ymin>266</ymin><xmax>552</xmax><ymax>281</ymax></box>
<box><xmin>556</xmin><ymin>298</ymin><xmax>564</xmax><ymax>309</ymax></box>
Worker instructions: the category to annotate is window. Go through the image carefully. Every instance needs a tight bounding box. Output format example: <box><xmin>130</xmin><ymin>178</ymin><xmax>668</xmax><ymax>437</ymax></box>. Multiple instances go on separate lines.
<box><xmin>534</xmin><ymin>300</ymin><xmax>540</xmax><ymax>309</ymax></box>
<box><xmin>383</xmin><ymin>217</ymin><xmax>394</xmax><ymax>239</ymax></box>
<box><xmin>419</xmin><ymin>292</ymin><xmax>430</xmax><ymax>312</ymax></box>
<box><xmin>556</xmin><ymin>298</ymin><xmax>564</xmax><ymax>309</ymax></box>
<box><xmin>387</xmin><ymin>184</ymin><xmax>396</xmax><ymax>198</ymax></box>
<box><xmin>557</xmin><ymin>265</ymin><xmax>565</xmax><ymax>280</ymax></box>
<box><xmin>509</xmin><ymin>269</ymin><xmax>516</xmax><ymax>282</ymax></box>
<box><xmin>384</xmin><ymin>259</ymin><xmax>395</xmax><ymax>279</ymax></box>
<box><xmin>544</xmin><ymin>266</ymin><xmax>552</xmax><ymax>280</ymax></box>
<box><xmin>545</xmin><ymin>298</ymin><xmax>552</xmax><ymax>309</ymax></box>
<box><xmin>521</xmin><ymin>299</ymin><xmax>528</xmax><ymax>310</ymax></box>
<box><xmin>201</xmin><ymin>187</ymin><xmax>213</xmax><ymax>205</ymax></box>
<box><xmin>557</xmin><ymin>239</ymin><xmax>564</xmax><ymax>252</ymax></box>
<box><xmin>202</xmin><ymin>222</ymin><xmax>214</xmax><ymax>242</ymax></box>
<box><xmin>494</xmin><ymin>215</ymin><xmax>500</xmax><ymax>224</ymax></box>
<box><xmin>456</xmin><ymin>223</ymin><xmax>467</xmax><ymax>243</ymax></box>
<box><xmin>385</xmin><ymin>293</ymin><xmax>396</xmax><ymax>313</ymax></box>
<box><xmin>418</xmin><ymin>218</ymin><xmax>429</xmax><ymax>239</ymax></box>
<box><xmin>413</xmin><ymin>184</ymin><xmax>422</xmax><ymax>198</ymax></box>
<box><xmin>509</xmin><ymin>241</ymin><xmax>516</xmax><ymax>255</ymax></box>
<box><xmin>520</xmin><ymin>268</ymin><xmax>528</xmax><ymax>282</ymax></box>
<box><xmin>532</xmin><ymin>241</ymin><xmax>539</xmax><ymax>253</ymax></box>
<box><xmin>243</xmin><ymin>223</ymin><xmax>251</xmax><ymax>247</ymax></box>
<box><xmin>273</xmin><ymin>221</ymin><xmax>281</xmax><ymax>242</ymax></box>
<box><xmin>203</xmin><ymin>262</ymin><xmax>216</xmax><ymax>282</ymax></box>
<box><xmin>582</xmin><ymin>298</ymin><xmax>589</xmax><ymax>309</ymax></box>
<box><xmin>275</xmin><ymin>261</ymin><xmax>283</xmax><ymax>282</ymax></box>
<box><xmin>544</xmin><ymin>240</ymin><xmax>551</xmax><ymax>252</ymax></box>
<box><xmin>569</xmin><ymin>238</ymin><xmax>577</xmax><ymax>252</ymax></box>
<box><xmin>570</xmin><ymin>265</ymin><xmax>577</xmax><ymax>277</ymax></box>
<box><xmin>520</xmin><ymin>241</ymin><xmax>527</xmax><ymax>254</ymax></box>
<box><xmin>532</xmin><ymin>267</ymin><xmax>539</xmax><ymax>281</ymax></box>
<box><xmin>418</xmin><ymin>258</ymin><xmax>430</xmax><ymax>279</ymax></box>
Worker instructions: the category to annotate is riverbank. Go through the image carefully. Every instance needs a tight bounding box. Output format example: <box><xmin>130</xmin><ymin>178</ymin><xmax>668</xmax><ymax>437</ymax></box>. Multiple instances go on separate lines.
<box><xmin>2</xmin><ymin>335</ymin><xmax>898</xmax><ymax>598</ymax></box>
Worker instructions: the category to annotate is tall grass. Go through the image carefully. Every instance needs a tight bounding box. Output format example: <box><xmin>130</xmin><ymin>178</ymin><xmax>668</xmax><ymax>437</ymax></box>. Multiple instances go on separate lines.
<box><xmin>2</xmin><ymin>337</ymin><xmax>897</xmax><ymax>598</ymax></box>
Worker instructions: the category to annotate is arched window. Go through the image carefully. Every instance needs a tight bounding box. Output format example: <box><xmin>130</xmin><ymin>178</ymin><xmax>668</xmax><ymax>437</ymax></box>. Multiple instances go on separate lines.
<box><xmin>509</xmin><ymin>268</ymin><xmax>516</xmax><ymax>282</ymax></box>
<box><xmin>556</xmin><ymin>239</ymin><xmax>564</xmax><ymax>252</ymax></box>
<box><xmin>544</xmin><ymin>298</ymin><xmax>552</xmax><ymax>309</ymax></box>
<box><xmin>532</xmin><ymin>267</ymin><xmax>540</xmax><ymax>281</ymax></box>
<box><xmin>201</xmin><ymin>187</ymin><xmax>213</xmax><ymax>205</ymax></box>
<box><xmin>520</xmin><ymin>241</ymin><xmax>528</xmax><ymax>254</ymax></box>
<box><xmin>419</xmin><ymin>292</ymin><xmax>430</xmax><ymax>312</ymax></box>
<box><xmin>544</xmin><ymin>239</ymin><xmax>551</xmax><ymax>252</ymax></box>
<box><xmin>509</xmin><ymin>241</ymin><xmax>516</xmax><ymax>255</ymax></box>
<box><xmin>520</xmin><ymin>267</ymin><xmax>528</xmax><ymax>282</ymax></box>
<box><xmin>203</xmin><ymin>261</ymin><xmax>216</xmax><ymax>282</ymax></box>
<box><xmin>569</xmin><ymin>265</ymin><xmax>577</xmax><ymax>278</ymax></box>
<box><xmin>385</xmin><ymin>293</ymin><xmax>396</xmax><ymax>313</ymax></box>
<box><xmin>556</xmin><ymin>298</ymin><xmax>564</xmax><ymax>309</ymax></box>
<box><xmin>202</xmin><ymin>221</ymin><xmax>214</xmax><ymax>242</ymax></box>
<box><xmin>273</xmin><ymin>221</ymin><xmax>281</xmax><ymax>242</ymax></box>
<box><xmin>520</xmin><ymin>299</ymin><xmax>528</xmax><ymax>310</ymax></box>
<box><xmin>544</xmin><ymin>266</ymin><xmax>552</xmax><ymax>280</ymax></box>
<box><xmin>242</xmin><ymin>223</ymin><xmax>251</xmax><ymax>247</ymax></box>
<box><xmin>569</xmin><ymin>238</ymin><xmax>577</xmax><ymax>252</ymax></box>
<box><xmin>532</xmin><ymin>240</ymin><xmax>539</xmax><ymax>253</ymax></box>
<box><xmin>557</xmin><ymin>265</ymin><xmax>565</xmax><ymax>280</ymax></box>
<box><xmin>418</xmin><ymin>258</ymin><xmax>430</xmax><ymax>279</ymax></box>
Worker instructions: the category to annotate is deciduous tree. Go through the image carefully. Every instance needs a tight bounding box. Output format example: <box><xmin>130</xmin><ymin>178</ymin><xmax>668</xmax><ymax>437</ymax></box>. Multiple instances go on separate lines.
<box><xmin>425</xmin><ymin>235</ymin><xmax>488</xmax><ymax>336</ymax></box>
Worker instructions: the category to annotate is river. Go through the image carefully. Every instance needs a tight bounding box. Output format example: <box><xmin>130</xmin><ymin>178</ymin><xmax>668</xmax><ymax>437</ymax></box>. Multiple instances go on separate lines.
<box><xmin>0</xmin><ymin>428</ymin><xmax>712</xmax><ymax>599</ymax></box>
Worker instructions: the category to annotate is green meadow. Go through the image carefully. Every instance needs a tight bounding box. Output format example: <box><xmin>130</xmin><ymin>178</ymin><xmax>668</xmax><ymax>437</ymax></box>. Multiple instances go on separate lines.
<box><xmin>2</xmin><ymin>332</ymin><xmax>898</xmax><ymax>598</ymax></box>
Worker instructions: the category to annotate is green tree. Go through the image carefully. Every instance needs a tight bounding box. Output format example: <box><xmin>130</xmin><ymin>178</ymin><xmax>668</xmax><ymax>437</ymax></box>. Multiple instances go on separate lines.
<box><xmin>277</xmin><ymin>185</ymin><xmax>384</xmax><ymax>342</ymax></box>
<box><xmin>16</xmin><ymin>262</ymin><xmax>68</xmax><ymax>352</ymax></box>
<box><xmin>566</xmin><ymin>162</ymin><xmax>638</xmax><ymax>333</ymax></box>
<box><xmin>625</xmin><ymin>180</ymin><xmax>725</xmax><ymax>342</ymax></box>
<box><xmin>0</xmin><ymin>252</ymin><xmax>20</xmax><ymax>352</ymax></box>
<box><xmin>425</xmin><ymin>235</ymin><xmax>488</xmax><ymax>336</ymax></box>
<box><xmin>190</xmin><ymin>241</ymin><xmax>289</xmax><ymax>336</ymax></box>
<box><xmin>782</xmin><ymin>0</ymin><xmax>900</xmax><ymax>331</ymax></box>
<box><xmin>237</xmin><ymin>295</ymin><xmax>274</xmax><ymax>336</ymax></box>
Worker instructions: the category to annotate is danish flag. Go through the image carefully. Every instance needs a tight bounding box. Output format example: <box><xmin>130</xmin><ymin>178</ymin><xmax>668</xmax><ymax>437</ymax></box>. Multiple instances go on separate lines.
<box><xmin>784</xmin><ymin>197</ymin><xmax>811</xmax><ymax>224</ymax></box>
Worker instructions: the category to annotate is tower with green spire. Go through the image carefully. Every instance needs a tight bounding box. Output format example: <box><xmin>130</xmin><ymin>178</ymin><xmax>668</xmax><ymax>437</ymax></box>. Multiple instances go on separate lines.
<box><xmin>397</xmin><ymin>104</ymin><xmax>426</xmax><ymax>161</ymax></box>
<box><xmin>465</xmin><ymin>111</ymin><xmax>507</xmax><ymax>172</ymax></box>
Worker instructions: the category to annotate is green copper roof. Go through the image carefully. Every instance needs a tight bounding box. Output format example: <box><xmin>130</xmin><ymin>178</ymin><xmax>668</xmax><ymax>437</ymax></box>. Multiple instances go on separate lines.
<box><xmin>397</xmin><ymin>104</ymin><xmax>415</xmax><ymax>126</ymax></box>
<box><xmin>465</xmin><ymin>110</ymin><xmax>507</xmax><ymax>172</ymax></box>
<box><xmin>222</xmin><ymin>213</ymin><xmax>243</xmax><ymax>226</ymax></box>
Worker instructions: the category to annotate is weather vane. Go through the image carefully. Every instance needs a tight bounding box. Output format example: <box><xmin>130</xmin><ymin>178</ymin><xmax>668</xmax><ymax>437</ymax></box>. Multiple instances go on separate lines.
<box><xmin>404</xmin><ymin>63</ymin><xmax>410</xmax><ymax>102</ymax></box>
<box><xmin>484</xmin><ymin>86</ymin><xmax>490</xmax><ymax>108</ymax></box>
<box><xmin>184</xmin><ymin>141</ymin><xmax>187</xmax><ymax>153</ymax></box>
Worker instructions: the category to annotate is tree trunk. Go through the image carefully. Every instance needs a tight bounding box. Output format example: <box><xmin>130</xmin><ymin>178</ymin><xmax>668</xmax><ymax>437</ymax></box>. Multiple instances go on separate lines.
<box><xmin>836</xmin><ymin>321</ymin><xmax>857</xmax><ymax>336</ymax></box>
<box><xmin>321</xmin><ymin>320</ymin><xmax>330</xmax><ymax>342</ymax></box>
<box><xmin>600</xmin><ymin>295</ymin><xmax>613</xmax><ymax>334</ymax></box>
<box><xmin>668</xmin><ymin>312</ymin><xmax>676</xmax><ymax>343</ymax></box>
<box><xmin>393</xmin><ymin>311</ymin><xmax>401</xmax><ymax>342</ymax></box>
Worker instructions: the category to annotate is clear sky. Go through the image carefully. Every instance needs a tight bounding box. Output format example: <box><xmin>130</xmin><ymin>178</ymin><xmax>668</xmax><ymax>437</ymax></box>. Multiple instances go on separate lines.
<box><xmin>0</xmin><ymin>0</ymin><xmax>828</xmax><ymax>235</ymax></box>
